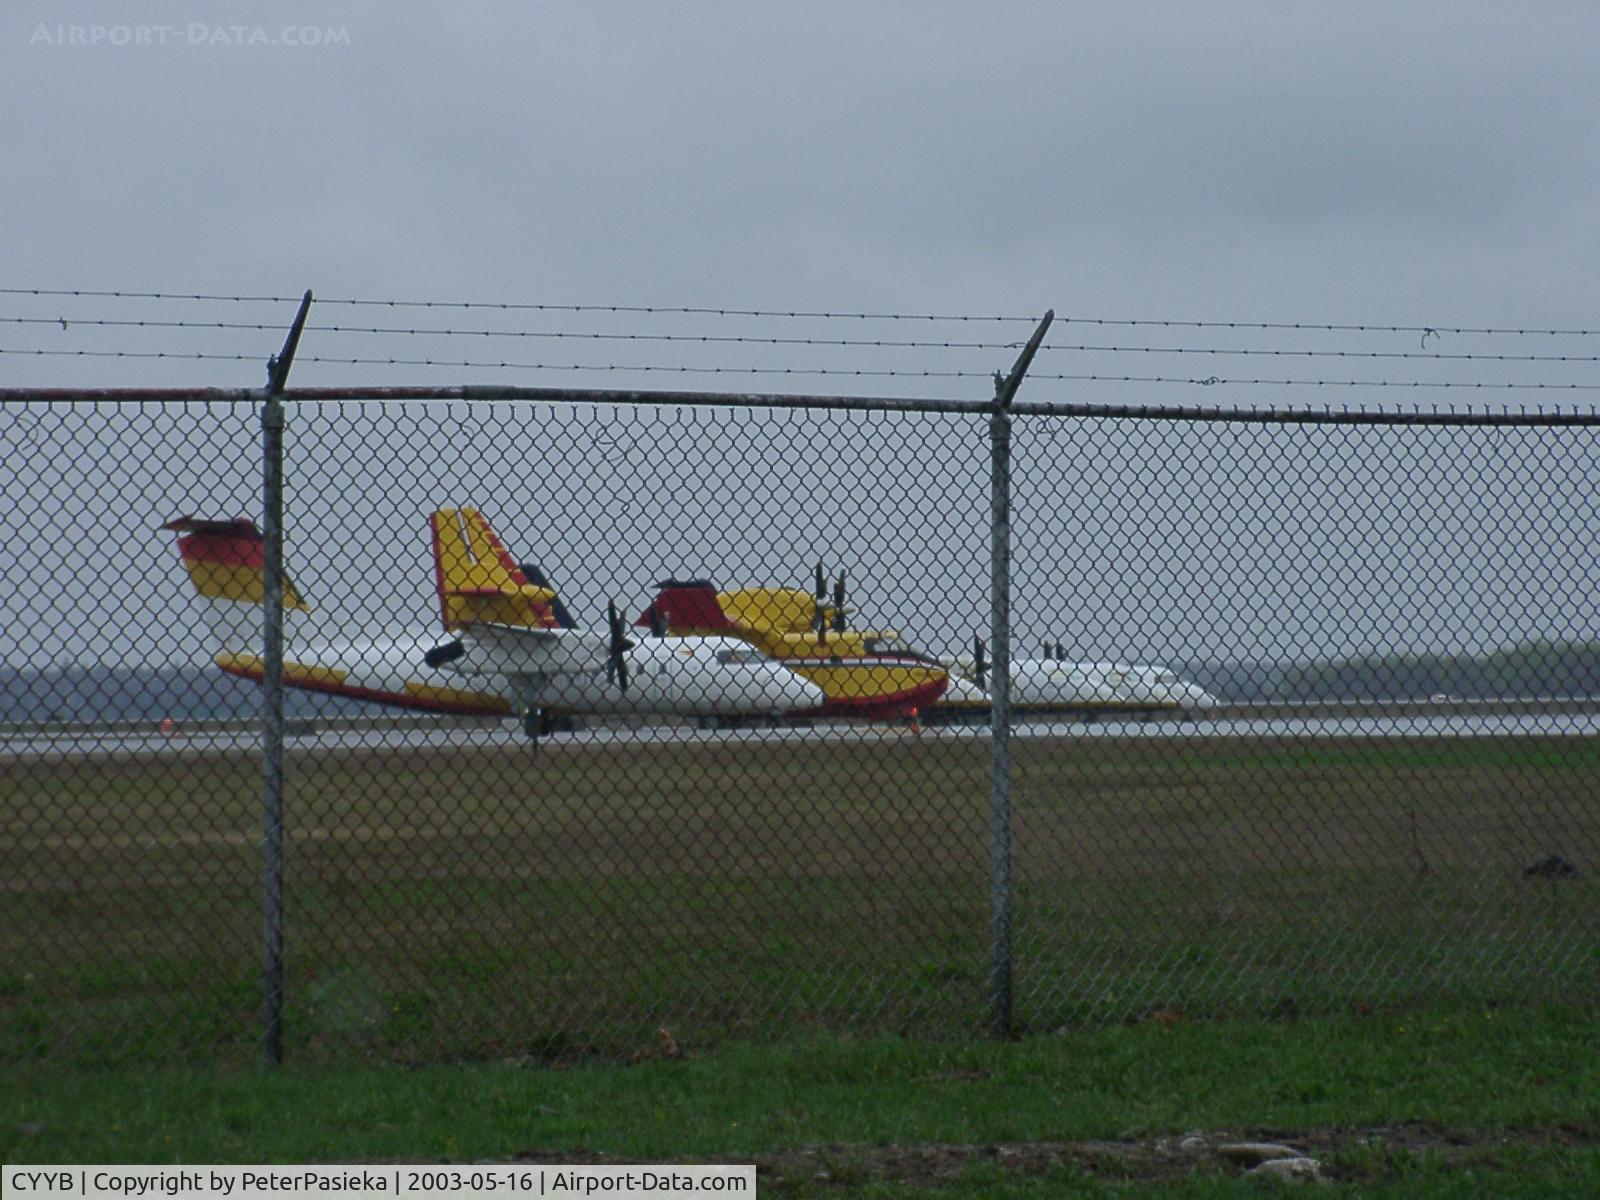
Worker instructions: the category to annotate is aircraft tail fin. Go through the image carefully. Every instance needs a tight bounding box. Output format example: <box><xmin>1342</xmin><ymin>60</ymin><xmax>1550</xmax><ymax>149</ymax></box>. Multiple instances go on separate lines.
<box><xmin>163</xmin><ymin>515</ymin><xmax>310</xmax><ymax>653</ymax></box>
<box><xmin>635</xmin><ymin>580</ymin><xmax>736</xmax><ymax>635</ymax></box>
<box><xmin>430</xmin><ymin>507</ymin><xmax>563</xmax><ymax>631</ymax></box>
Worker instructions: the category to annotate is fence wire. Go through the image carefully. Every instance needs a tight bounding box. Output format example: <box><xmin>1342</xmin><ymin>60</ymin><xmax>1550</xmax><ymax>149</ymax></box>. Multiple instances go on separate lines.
<box><xmin>2</xmin><ymin>395</ymin><xmax>1597</xmax><ymax>1067</ymax></box>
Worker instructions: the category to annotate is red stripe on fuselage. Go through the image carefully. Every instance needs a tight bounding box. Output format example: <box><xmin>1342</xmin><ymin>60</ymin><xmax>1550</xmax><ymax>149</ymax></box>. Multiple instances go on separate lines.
<box><xmin>217</xmin><ymin>661</ymin><xmax>511</xmax><ymax>717</ymax></box>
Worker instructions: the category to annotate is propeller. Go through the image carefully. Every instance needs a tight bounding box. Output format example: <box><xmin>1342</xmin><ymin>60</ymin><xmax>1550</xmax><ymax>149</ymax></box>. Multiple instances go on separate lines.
<box><xmin>644</xmin><ymin>601</ymin><xmax>669</xmax><ymax>638</ymax></box>
<box><xmin>973</xmin><ymin>634</ymin><xmax>989</xmax><ymax>690</ymax></box>
<box><xmin>812</xmin><ymin>563</ymin><xmax>828</xmax><ymax>639</ymax></box>
<box><xmin>809</xmin><ymin>563</ymin><xmax>852</xmax><ymax>641</ymax></box>
<box><xmin>423</xmin><ymin>639</ymin><xmax>465</xmax><ymax>669</ymax></box>
<box><xmin>605</xmin><ymin>600</ymin><xmax>632</xmax><ymax>693</ymax></box>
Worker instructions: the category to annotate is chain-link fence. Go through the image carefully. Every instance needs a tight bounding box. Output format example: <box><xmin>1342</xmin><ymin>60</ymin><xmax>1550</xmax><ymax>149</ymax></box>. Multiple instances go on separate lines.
<box><xmin>3</xmin><ymin>387</ymin><xmax>1598</xmax><ymax>1068</ymax></box>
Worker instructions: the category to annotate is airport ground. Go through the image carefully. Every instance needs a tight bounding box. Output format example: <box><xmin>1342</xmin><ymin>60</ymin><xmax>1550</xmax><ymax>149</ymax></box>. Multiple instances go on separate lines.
<box><xmin>6</xmin><ymin>695</ymin><xmax>1600</xmax><ymax>760</ymax></box>
<box><xmin>5</xmin><ymin>727</ymin><xmax>1599</xmax><ymax>1190</ymax></box>
<box><xmin>5</xmin><ymin>728</ymin><xmax>1597</xmax><ymax>1061</ymax></box>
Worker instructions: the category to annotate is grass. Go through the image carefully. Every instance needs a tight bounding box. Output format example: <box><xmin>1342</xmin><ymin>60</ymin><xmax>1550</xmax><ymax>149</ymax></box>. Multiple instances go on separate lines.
<box><xmin>3</xmin><ymin>733</ymin><xmax>1598</xmax><ymax>1067</ymax></box>
<box><xmin>6</xmin><ymin>731</ymin><xmax>1599</xmax><ymax>1192</ymax></box>
<box><xmin>3</xmin><ymin>1003</ymin><xmax>1599</xmax><ymax>1195</ymax></box>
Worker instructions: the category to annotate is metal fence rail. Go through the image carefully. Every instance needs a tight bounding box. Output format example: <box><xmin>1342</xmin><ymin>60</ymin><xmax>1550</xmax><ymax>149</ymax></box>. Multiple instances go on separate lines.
<box><xmin>3</xmin><ymin>367</ymin><xmax>1598</xmax><ymax>1068</ymax></box>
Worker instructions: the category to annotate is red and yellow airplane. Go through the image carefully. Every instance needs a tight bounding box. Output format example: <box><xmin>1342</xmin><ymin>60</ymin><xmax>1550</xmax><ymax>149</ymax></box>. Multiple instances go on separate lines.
<box><xmin>164</xmin><ymin>509</ymin><xmax>824</xmax><ymax>740</ymax></box>
<box><xmin>635</xmin><ymin>572</ymin><xmax>1215</xmax><ymax>722</ymax></box>
<box><xmin>636</xmin><ymin>568</ymin><xmax>949</xmax><ymax>719</ymax></box>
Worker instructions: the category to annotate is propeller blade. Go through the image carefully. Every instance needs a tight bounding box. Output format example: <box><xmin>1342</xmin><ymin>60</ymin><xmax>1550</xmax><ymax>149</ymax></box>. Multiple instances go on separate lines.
<box><xmin>607</xmin><ymin>600</ymin><xmax>630</xmax><ymax>694</ymax></box>
<box><xmin>645</xmin><ymin>602</ymin><xmax>668</xmax><ymax>638</ymax></box>
<box><xmin>831</xmin><ymin>572</ymin><xmax>847</xmax><ymax>633</ymax></box>
<box><xmin>423</xmin><ymin>639</ymin><xmax>465</xmax><ymax>669</ymax></box>
<box><xmin>973</xmin><ymin>635</ymin><xmax>988</xmax><ymax>689</ymax></box>
<box><xmin>812</xmin><ymin>562</ymin><xmax>827</xmax><ymax>640</ymax></box>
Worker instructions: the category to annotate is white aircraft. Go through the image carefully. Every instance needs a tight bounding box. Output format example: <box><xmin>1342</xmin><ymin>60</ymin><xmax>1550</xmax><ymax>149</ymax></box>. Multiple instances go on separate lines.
<box><xmin>163</xmin><ymin>508</ymin><xmax>825</xmax><ymax>741</ymax></box>
<box><xmin>937</xmin><ymin>636</ymin><xmax>1217</xmax><ymax>719</ymax></box>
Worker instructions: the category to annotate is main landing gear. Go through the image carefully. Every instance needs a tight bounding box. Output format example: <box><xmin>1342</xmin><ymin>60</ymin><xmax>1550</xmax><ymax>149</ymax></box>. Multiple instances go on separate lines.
<box><xmin>519</xmin><ymin>706</ymin><xmax>574</xmax><ymax>747</ymax></box>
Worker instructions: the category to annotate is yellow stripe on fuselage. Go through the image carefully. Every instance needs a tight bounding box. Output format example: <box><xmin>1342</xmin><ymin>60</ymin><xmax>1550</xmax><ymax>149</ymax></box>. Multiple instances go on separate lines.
<box><xmin>185</xmin><ymin>561</ymin><xmax>308</xmax><ymax>610</ymax></box>
<box><xmin>214</xmin><ymin>654</ymin><xmax>511</xmax><ymax>715</ymax></box>
<box><xmin>402</xmin><ymin>682</ymin><xmax>512</xmax><ymax>713</ymax></box>
<box><xmin>215</xmin><ymin>653</ymin><xmax>345</xmax><ymax>686</ymax></box>
<box><xmin>712</xmin><ymin>624</ymin><xmax>944</xmax><ymax>705</ymax></box>
<box><xmin>784</xmin><ymin>662</ymin><xmax>946</xmax><ymax>702</ymax></box>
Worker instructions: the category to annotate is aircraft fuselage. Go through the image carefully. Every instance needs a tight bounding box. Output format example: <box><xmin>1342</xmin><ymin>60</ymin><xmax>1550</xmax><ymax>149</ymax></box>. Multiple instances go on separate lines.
<box><xmin>938</xmin><ymin>660</ymin><xmax>1217</xmax><ymax>715</ymax></box>
<box><xmin>217</xmin><ymin>632</ymin><xmax>824</xmax><ymax>719</ymax></box>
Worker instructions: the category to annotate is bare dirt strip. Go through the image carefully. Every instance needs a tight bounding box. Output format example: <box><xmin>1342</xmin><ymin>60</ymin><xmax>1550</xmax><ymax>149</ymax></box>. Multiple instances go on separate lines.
<box><xmin>507</xmin><ymin>1123</ymin><xmax>1600</xmax><ymax>1189</ymax></box>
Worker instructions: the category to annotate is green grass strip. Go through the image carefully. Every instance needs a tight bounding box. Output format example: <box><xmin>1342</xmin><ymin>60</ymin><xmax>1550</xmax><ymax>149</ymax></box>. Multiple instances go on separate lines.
<box><xmin>5</xmin><ymin>1002</ymin><xmax>1598</xmax><ymax>1195</ymax></box>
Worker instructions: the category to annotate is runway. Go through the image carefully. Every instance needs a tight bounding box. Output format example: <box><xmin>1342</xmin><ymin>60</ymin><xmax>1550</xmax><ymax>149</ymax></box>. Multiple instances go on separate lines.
<box><xmin>7</xmin><ymin>709</ymin><xmax>1600</xmax><ymax>762</ymax></box>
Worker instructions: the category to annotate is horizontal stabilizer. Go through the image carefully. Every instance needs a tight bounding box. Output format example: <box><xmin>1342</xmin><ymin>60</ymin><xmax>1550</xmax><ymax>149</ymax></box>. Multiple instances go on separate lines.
<box><xmin>518</xmin><ymin>562</ymin><xmax>578</xmax><ymax>629</ymax></box>
<box><xmin>440</xmin><ymin>621</ymin><xmax>607</xmax><ymax>676</ymax></box>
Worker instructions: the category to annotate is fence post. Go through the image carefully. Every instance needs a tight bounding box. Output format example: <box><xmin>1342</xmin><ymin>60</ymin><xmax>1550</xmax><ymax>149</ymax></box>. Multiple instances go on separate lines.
<box><xmin>989</xmin><ymin>311</ymin><xmax>1053</xmax><ymax>1039</ymax></box>
<box><xmin>260</xmin><ymin>291</ymin><xmax>312</xmax><ymax>1068</ymax></box>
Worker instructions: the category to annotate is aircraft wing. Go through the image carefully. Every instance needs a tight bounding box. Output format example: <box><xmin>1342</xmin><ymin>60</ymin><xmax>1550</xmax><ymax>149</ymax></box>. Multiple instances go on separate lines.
<box><xmin>427</xmin><ymin>621</ymin><xmax>613</xmax><ymax>678</ymax></box>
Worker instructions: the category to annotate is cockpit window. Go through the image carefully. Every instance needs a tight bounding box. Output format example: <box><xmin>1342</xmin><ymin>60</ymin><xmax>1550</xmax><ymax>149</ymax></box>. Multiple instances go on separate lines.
<box><xmin>864</xmin><ymin>635</ymin><xmax>910</xmax><ymax>655</ymax></box>
<box><xmin>715</xmin><ymin>648</ymin><xmax>764</xmax><ymax>666</ymax></box>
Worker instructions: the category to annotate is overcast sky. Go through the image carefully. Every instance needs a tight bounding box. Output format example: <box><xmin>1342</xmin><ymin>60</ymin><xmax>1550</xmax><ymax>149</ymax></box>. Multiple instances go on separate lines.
<box><xmin>3</xmin><ymin>2</ymin><xmax>1596</xmax><ymax>375</ymax></box>
<box><xmin>2</xmin><ymin>2</ymin><xmax>1597</xmax><ymax>674</ymax></box>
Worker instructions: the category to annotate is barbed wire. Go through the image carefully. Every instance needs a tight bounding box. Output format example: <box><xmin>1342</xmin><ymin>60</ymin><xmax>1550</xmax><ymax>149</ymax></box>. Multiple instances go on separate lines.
<box><xmin>0</xmin><ymin>316</ymin><xmax>1018</xmax><ymax>352</ymax></box>
<box><xmin>4</xmin><ymin>346</ymin><xmax>1597</xmax><ymax>390</ymax></box>
<box><xmin>4</xmin><ymin>315</ymin><xmax>1599</xmax><ymax>364</ymax></box>
<box><xmin>2</xmin><ymin>288</ymin><xmax>1596</xmax><ymax>338</ymax></box>
<box><xmin>0</xmin><ymin>289</ymin><xmax>1034</xmax><ymax>324</ymax></box>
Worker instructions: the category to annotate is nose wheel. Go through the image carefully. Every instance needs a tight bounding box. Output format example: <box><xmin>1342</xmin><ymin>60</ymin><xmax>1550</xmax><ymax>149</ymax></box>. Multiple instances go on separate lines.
<box><xmin>515</xmin><ymin>678</ymin><xmax>554</xmax><ymax>747</ymax></box>
<box><xmin>521</xmin><ymin>705</ymin><xmax>545</xmax><ymax>743</ymax></box>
